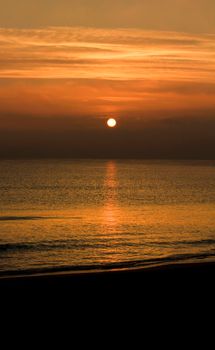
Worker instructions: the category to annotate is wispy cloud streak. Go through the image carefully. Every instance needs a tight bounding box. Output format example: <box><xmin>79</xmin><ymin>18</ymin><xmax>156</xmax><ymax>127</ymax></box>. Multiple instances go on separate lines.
<box><xmin>0</xmin><ymin>27</ymin><xmax>215</xmax><ymax>123</ymax></box>
<box><xmin>0</xmin><ymin>27</ymin><xmax>215</xmax><ymax>82</ymax></box>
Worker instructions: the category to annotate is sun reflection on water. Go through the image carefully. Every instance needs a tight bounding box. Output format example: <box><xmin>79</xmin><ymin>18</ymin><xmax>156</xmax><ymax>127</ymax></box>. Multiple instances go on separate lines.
<box><xmin>102</xmin><ymin>161</ymin><xmax>121</xmax><ymax>232</ymax></box>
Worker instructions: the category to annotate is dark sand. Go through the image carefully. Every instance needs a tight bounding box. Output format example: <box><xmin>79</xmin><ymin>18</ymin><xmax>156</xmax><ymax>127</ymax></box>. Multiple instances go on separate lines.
<box><xmin>1</xmin><ymin>261</ymin><xmax>214</xmax><ymax>299</ymax></box>
<box><xmin>1</xmin><ymin>262</ymin><xmax>215</xmax><ymax>322</ymax></box>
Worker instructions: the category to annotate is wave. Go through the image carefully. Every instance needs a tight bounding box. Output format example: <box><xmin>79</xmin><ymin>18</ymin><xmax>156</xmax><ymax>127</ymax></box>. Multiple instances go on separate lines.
<box><xmin>0</xmin><ymin>216</ymin><xmax>82</xmax><ymax>221</ymax></box>
<box><xmin>1</xmin><ymin>251</ymin><xmax>215</xmax><ymax>277</ymax></box>
<box><xmin>1</xmin><ymin>237</ymin><xmax>215</xmax><ymax>253</ymax></box>
<box><xmin>0</xmin><ymin>239</ymin><xmax>110</xmax><ymax>252</ymax></box>
<box><xmin>0</xmin><ymin>216</ymin><xmax>51</xmax><ymax>221</ymax></box>
<box><xmin>153</xmin><ymin>239</ymin><xmax>215</xmax><ymax>246</ymax></box>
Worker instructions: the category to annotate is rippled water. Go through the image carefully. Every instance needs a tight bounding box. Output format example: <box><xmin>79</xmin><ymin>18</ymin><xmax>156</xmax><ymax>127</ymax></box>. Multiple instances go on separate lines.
<box><xmin>0</xmin><ymin>159</ymin><xmax>215</xmax><ymax>275</ymax></box>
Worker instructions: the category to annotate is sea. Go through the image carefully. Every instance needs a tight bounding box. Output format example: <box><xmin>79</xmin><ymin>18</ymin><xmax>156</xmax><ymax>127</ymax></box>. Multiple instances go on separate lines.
<box><xmin>0</xmin><ymin>159</ymin><xmax>215</xmax><ymax>276</ymax></box>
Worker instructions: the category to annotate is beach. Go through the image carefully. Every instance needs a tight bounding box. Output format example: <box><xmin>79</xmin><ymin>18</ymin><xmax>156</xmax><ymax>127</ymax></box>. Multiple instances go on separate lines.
<box><xmin>1</xmin><ymin>261</ymin><xmax>214</xmax><ymax>298</ymax></box>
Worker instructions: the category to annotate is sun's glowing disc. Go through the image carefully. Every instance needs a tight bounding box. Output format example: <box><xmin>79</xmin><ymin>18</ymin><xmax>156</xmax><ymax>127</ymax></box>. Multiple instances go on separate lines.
<box><xmin>107</xmin><ymin>118</ymin><xmax>117</xmax><ymax>128</ymax></box>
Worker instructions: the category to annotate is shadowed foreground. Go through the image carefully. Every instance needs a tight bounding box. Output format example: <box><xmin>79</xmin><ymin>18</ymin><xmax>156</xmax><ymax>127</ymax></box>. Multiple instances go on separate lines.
<box><xmin>1</xmin><ymin>263</ymin><xmax>215</xmax><ymax>323</ymax></box>
<box><xmin>1</xmin><ymin>261</ymin><xmax>215</xmax><ymax>301</ymax></box>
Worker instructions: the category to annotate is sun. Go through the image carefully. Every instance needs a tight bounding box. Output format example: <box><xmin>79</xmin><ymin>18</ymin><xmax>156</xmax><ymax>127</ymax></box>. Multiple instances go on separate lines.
<box><xmin>107</xmin><ymin>118</ymin><xmax>117</xmax><ymax>128</ymax></box>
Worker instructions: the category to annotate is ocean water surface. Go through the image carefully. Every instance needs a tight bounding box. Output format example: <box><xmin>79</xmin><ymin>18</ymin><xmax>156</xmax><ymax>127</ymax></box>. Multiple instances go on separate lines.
<box><xmin>0</xmin><ymin>159</ymin><xmax>215</xmax><ymax>275</ymax></box>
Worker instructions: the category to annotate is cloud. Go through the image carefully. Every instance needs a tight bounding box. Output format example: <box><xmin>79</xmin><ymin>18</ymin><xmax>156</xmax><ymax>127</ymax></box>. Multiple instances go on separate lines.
<box><xmin>0</xmin><ymin>27</ymin><xmax>214</xmax><ymax>81</ymax></box>
<box><xmin>0</xmin><ymin>27</ymin><xmax>214</xmax><ymax>119</ymax></box>
<box><xmin>0</xmin><ymin>26</ymin><xmax>215</xmax><ymax>159</ymax></box>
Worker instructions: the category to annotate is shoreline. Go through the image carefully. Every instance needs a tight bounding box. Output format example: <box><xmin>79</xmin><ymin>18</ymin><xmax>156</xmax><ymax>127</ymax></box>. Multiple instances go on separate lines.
<box><xmin>1</xmin><ymin>259</ymin><xmax>215</xmax><ymax>288</ymax></box>
<box><xmin>1</xmin><ymin>255</ymin><xmax>215</xmax><ymax>279</ymax></box>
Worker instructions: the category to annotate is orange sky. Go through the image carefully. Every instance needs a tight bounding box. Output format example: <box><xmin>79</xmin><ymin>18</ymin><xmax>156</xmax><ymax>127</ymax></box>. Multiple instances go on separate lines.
<box><xmin>1</xmin><ymin>1</ymin><xmax>215</xmax><ymax>33</ymax></box>
<box><xmin>0</xmin><ymin>2</ymin><xmax>215</xmax><ymax>158</ymax></box>
<box><xmin>0</xmin><ymin>27</ymin><xmax>215</xmax><ymax>121</ymax></box>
